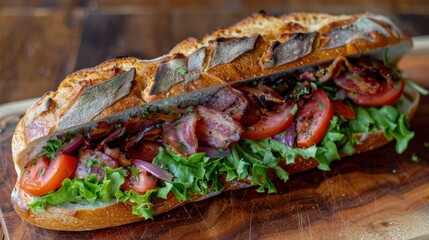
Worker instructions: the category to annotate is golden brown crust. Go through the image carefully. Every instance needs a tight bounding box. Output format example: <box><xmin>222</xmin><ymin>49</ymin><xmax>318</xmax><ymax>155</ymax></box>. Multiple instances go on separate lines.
<box><xmin>10</xmin><ymin>12</ymin><xmax>417</xmax><ymax>231</ymax></box>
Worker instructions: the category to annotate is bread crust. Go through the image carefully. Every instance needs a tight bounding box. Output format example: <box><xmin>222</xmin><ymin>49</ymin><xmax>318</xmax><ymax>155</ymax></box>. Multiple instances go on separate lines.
<box><xmin>12</xmin><ymin>12</ymin><xmax>409</xmax><ymax>166</ymax></box>
<box><xmin>11</xmin><ymin>12</ymin><xmax>418</xmax><ymax>231</ymax></box>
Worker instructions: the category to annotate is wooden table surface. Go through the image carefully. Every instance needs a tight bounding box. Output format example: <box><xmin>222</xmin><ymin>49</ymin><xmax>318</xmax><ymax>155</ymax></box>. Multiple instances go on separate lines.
<box><xmin>1</xmin><ymin>1</ymin><xmax>429</xmax><ymax>239</ymax></box>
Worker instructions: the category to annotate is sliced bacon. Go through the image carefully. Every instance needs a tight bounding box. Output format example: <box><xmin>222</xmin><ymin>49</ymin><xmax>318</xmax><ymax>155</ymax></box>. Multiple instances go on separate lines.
<box><xmin>104</xmin><ymin>146</ymin><xmax>131</xmax><ymax>167</ymax></box>
<box><xmin>124</xmin><ymin>124</ymin><xmax>162</xmax><ymax>151</ymax></box>
<box><xmin>124</xmin><ymin>114</ymin><xmax>173</xmax><ymax>134</ymax></box>
<box><xmin>315</xmin><ymin>57</ymin><xmax>348</xmax><ymax>83</ymax></box>
<box><xmin>299</xmin><ymin>71</ymin><xmax>316</xmax><ymax>82</ymax></box>
<box><xmin>162</xmin><ymin>109</ymin><xmax>199</xmax><ymax>156</ymax></box>
<box><xmin>87</xmin><ymin>121</ymin><xmax>114</xmax><ymax>141</ymax></box>
<box><xmin>126</xmin><ymin>141</ymin><xmax>162</xmax><ymax>162</ymax></box>
<box><xmin>239</xmin><ymin>85</ymin><xmax>284</xmax><ymax>105</ymax></box>
<box><xmin>196</xmin><ymin>105</ymin><xmax>244</xmax><ymax>149</ymax></box>
<box><xmin>315</xmin><ymin>56</ymin><xmax>399</xmax><ymax>85</ymax></box>
<box><xmin>204</xmin><ymin>87</ymin><xmax>248</xmax><ymax>120</ymax></box>
<box><xmin>98</xmin><ymin>127</ymin><xmax>126</xmax><ymax>148</ymax></box>
<box><xmin>74</xmin><ymin>149</ymin><xmax>119</xmax><ymax>180</ymax></box>
<box><xmin>334</xmin><ymin>73</ymin><xmax>381</xmax><ymax>95</ymax></box>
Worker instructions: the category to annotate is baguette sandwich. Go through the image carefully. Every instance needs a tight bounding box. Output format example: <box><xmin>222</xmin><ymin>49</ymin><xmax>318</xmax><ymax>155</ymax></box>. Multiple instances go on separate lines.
<box><xmin>12</xmin><ymin>12</ymin><xmax>422</xmax><ymax>230</ymax></box>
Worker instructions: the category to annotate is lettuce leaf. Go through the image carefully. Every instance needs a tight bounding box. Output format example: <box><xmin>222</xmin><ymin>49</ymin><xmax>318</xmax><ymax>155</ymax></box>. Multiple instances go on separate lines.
<box><xmin>315</xmin><ymin>116</ymin><xmax>345</xmax><ymax>171</ymax></box>
<box><xmin>152</xmin><ymin>147</ymin><xmax>224</xmax><ymax>200</ymax></box>
<box><xmin>28</xmin><ymin>167</ymin><xmax>157</xmax><ymax>219</ymax></box>
<box><xmin>350</xmin><ymin>105</ymin><xmax>414</xmax><ymax>154</ymax></box>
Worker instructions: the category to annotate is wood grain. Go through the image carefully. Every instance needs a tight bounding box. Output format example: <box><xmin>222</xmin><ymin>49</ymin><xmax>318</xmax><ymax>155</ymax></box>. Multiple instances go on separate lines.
<box><xmin>0</xmin><ymin>97</ymin><xmax>428</xmax><ymax>239</ymax></box>
<box><xmin>74</xmin><ymin>12</ymin><xmax>173</xmax><ymax>70</ymax></box>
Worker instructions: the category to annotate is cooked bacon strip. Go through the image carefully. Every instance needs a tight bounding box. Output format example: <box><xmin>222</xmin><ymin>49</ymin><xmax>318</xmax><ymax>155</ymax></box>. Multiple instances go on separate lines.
<box><xmin>196</xmin><ymin>105</ymin><xmax>244</xmax><ymax>149</ymax></box>
<box><xmin>124</xmin><ymin>114</ymin><xmax>174</xmax><ymax>134</ymax></box>
<box><xmin>124</xmin><ymin>124</ymin><xmax>162</xmax><ymax>151</ymax></box>
<box><xmin>126</xmin><ymin>141</ymin><xmax>162</xmax><ymax>162</ymax></box>
<box><xmin>316</xmin><ymin>56</ymin><xmax>400</xmax><ymax>86</ymax></box>
<box><xmin>162</xmin><ymin>109</ymin><xmax>199</xmax><ymax>155</ymax></box>
<box><xmin>315</xmin><ymin>57</ymin><xmax>348</xmax><ymax>83</ymax></box>
<box><xmin>98</xmin><ymin>127</ymin><xmax>125</xmax><ymax>147</ymax></box>
<box><xmin>239</xmin><ymin>85</ymin><xmax>284</xmax><ymax>105</ymax></box>
<box><xmin>204</xmin><ymin>87</ymin><xmax>248</xmax><ymax>120</ymax></box>
<box><xmin>334</xmin><ymin>73</ymin><xmax>381</xmax><ymax>94</ymax></box>
<box><xmin>104</xmin><ymin>146</ymin><xmax>131</xmax><ymax>167</ymax></box>
<box><xmin>88</xmin><ymin>121</ymin><xmax>114</xmax><ymax>141</ymax></box>
<box><xmin>74</xmin><ymin>149</ymin><xmax>119</xmax><ymax>180</ymax></box>
<box><xmin>299</xmin><ymin>71</ymin><xmax>316</xmax><ymax>82</ymax></box>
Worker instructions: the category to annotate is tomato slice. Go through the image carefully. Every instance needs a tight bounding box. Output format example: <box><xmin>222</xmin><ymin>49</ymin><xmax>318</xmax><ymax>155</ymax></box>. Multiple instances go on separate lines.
<box><xmin>296</xmin><ymin>89</ymin><xmax>334</xmax><ymax>148</ymax></box>
<box><xmin>121</xmin><ymin>162</ymin><xmax>158</xmax><ymax>193</ymax></box>
<box><xmin>333</xmin><ymin>100</ymin><xmax>356</xmax><ymax>120</ymax></box>
<box><xmin>20</xmin><ymin>154</ymin><xmax>78</xmax><ymax>196</ymax></box>
<box><xmin>334</xmin><ymin>74</ymin><xmax>404</xmax><ymax>107</ymax></box>
<box><xmin>241</xmin><ymin>103</ymin><xmax>295</xmax><ymax>140</ymax></box>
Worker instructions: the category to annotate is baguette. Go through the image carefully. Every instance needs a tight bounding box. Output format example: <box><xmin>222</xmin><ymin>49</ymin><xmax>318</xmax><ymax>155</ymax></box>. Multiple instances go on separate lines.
<box><xmin>12</xmin><ymin>12</ymin><xmax>420</xmax><ymax>231</ymax></box>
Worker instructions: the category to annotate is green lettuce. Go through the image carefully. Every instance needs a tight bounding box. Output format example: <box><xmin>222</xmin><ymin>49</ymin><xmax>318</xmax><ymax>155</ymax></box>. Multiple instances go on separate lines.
<box><xmin>152</xmin><ymin>147</ymin><xmax>224</xmax><ymax>200</ymax></box>
<box><xmin>28</xmin><ymin>167</ymin><xmax>157</xmax><ymax>219</ymax></box>
<box><xmin>315</xmin><ymin>116</ymin><xmax>345</xmax><ymax>171</ymax></box>
<box><xmin>350</xmin><ymin>106</ymin><xmax>414</xmax><ymax>154</ymax></box>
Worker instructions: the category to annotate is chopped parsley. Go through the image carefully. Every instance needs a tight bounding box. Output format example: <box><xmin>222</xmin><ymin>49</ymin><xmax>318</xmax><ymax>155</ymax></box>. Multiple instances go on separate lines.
<box><xmin>41</xmin><ymin>139</ymin><xmax>63</xmax><ymax>160</ymax></box>
<box><xmin>38</xmin><ymin>168</ymin><xmax>45</xmax><ymax>177</ymax></box>
<box><xmin>290</xmin><ymin>104</ymin><xmax>298</xmax><ymax>115</ymax></box>
<box><xmin>129</xmin><ymin>165</ymin><xmax>141</xmax><ymax>181</ymax></box>
<box><xmin>86</xmin><ymin>159</ymin><xmax>99</xmax><ymax>173</ymax></box>
<box><xmin>177</xmin><ymin>66</ymin><xmax>187</xmax><ymax>75</ymax></box>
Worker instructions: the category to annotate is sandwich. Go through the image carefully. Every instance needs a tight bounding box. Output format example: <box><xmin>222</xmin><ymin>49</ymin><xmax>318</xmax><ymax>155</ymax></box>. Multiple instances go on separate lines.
<box><xmin>11</xmin><ymin>12</ymin><xmax>423</xmax><ymax>230</ymax></box>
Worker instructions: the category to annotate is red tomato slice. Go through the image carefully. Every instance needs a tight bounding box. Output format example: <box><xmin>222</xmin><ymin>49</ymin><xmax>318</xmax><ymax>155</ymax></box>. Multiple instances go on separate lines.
<box><xmin>241</xmin><ymin>103</ymin><xmax>295</xmax><ymax>140</ymax></box>
<box><xmin>334</xmin><ymin>74</ymin><xmax>404</xmax><ymax>107</ymax></box>
<box><xmin>296</xmin><ymin>89</ymin><xmax>334</xmax><ymax>148</ymax></box>
<box><xmin>333</xmin><ymin>100</ymin><xmax>356</xmax><ymax>120</ymax></box>
<box><xmin>121</xmin><ymin>162</ymin><xmax>158</xmax><ymax>193</ymax></box>
<box><xmin>20</xmin><ymin>154</ymin><xmax>78</xmax><ymax>196</ymax></box>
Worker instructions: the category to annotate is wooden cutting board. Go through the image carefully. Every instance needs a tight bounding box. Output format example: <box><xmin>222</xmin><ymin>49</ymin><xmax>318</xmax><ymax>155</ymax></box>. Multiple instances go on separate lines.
<box><xmin>0</xmin><ymin>98</ymin><xmax>428</xmax><ymax>240</ymax></box>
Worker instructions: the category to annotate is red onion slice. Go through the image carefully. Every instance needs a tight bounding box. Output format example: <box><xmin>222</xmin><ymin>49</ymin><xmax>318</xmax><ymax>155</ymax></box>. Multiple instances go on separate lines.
<box><xmin>273</xmin><ymin>122</ymin><xmax>295</xmax><ymax>147</ymax></box>
<box><xmin>132</xmin><ymin>159</ymin><xmax>172</xmax><ymax>182</ymax></box>
<box><xmin>61</xmin><ymin>135</ymin><xmax>84</xmax><ymax>154</ymax></box>
<box><xmin>198</xmin><ymin>147</ymin><xmax>231</xmax><ymax>158</ymax></box>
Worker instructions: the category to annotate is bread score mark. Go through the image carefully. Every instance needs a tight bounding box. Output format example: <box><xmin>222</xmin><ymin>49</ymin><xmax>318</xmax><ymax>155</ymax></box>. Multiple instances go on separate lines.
<box><xmin>56</xmin><ymin>68</ymin><xmax>136</xmax><ymax>131</ymax></box>
<box><xmin>151</xmin><ymin>47</ymin><xmax>207</xmax><ymax>95</ymax></box>
<box><xmin>323</xmin><ymin>15</ymin><xmax>396</xmax><ymax>49</ymax></box>
<box><xmin>210</xmin><ymin>35</ymin><xmax>259</xmax><ymax>68</ymax></box>
<box><xmin>266</xmin><ymin>32</ymin><xmax>317</xmax><ymax>68</ymax></box>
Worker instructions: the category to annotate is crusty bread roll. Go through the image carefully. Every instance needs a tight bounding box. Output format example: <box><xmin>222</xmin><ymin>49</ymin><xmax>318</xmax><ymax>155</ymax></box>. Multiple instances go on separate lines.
<box><xmin>11</xmin><ymin>12</ymin><xmax>419</xmax><ymax>231</ymax></box>
<box><xmin>12</xmin><ymin>12</ymin><xmax>409</xmax><ymax>164</ymax></box>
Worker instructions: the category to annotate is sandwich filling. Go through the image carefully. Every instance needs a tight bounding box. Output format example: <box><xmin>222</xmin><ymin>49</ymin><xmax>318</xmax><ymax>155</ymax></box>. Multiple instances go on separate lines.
<box><xmin>21</xmin><ymin>55</ymin><xmax>415</xmax><ymax>219</ymax></box>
